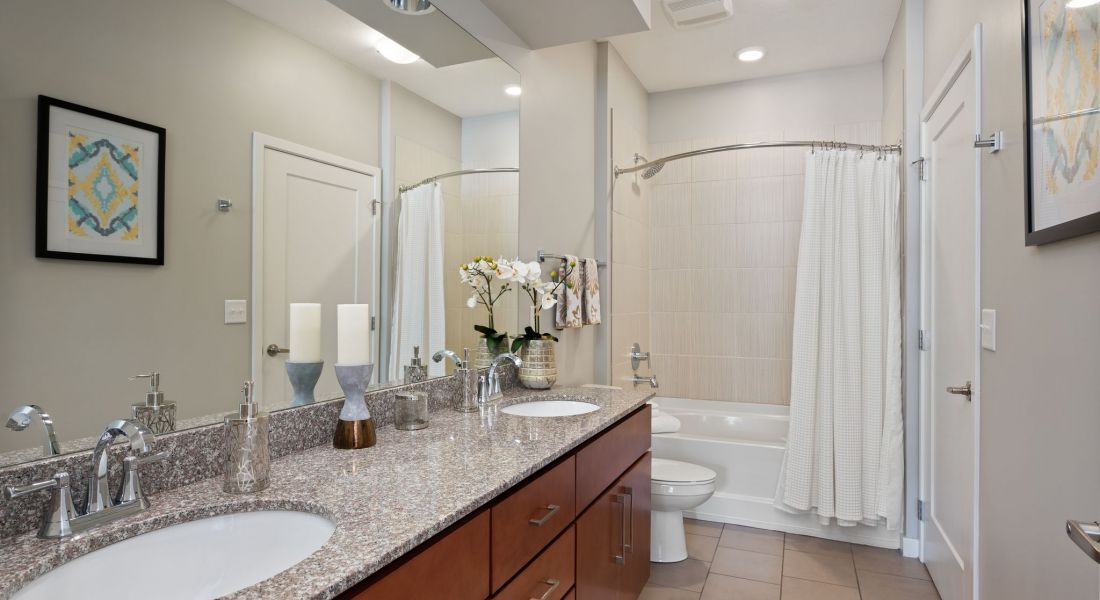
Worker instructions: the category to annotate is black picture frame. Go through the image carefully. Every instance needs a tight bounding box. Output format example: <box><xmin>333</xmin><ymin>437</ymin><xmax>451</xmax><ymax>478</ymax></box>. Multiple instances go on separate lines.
<box><xmin>1022</xmin><ymin>0</ymin><xmax>1100</xmax><ymax>246</ymax></box>
<box><xmin>35</xmin><ymin>95</ymin><xmax>166</xmax><ymax>264</ymax></box>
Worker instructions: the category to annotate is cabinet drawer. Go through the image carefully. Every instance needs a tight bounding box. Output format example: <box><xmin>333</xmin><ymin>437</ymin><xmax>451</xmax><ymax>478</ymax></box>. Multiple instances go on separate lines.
<box><xmin>492</xmin><ymin>456</ymin><xmax>576</xmax><ymax>591</ymax></box>
<box><xmin>347</xmin><ymin>511</ymin><xmax>490</xmax><ymax>600</ymax></box>
<box><xmin>494</xmin><ymin>526</ymin><xmax>575</xmax><ymax>600</ymax></box>
<box><xmin>575</xmin><ymin>405</ymin><xmax>650</xmax><ymax>511</ymax></box>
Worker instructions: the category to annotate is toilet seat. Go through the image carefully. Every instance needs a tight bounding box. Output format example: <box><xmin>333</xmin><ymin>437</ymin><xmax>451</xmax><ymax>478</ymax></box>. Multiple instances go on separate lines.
<box><xmin>651</xmin><ymin>458</ymin><xmax>717</xmax><ymax>485</ymax></box>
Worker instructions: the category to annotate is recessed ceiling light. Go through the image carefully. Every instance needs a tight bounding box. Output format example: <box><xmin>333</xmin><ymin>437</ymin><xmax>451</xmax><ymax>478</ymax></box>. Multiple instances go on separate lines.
<box><xmin>737</xmin><ymin>46</ymin><xmax>766</xmax><ymax>62</ymax></box>
<box><xmin>376</xmin><ymin>36</ymin><xmax>419</xmax><ymax>64</ymax></box>
<box><xmin>504</xmin><ymin>85</ymin><xmax>522</xmax><ymax>97</ymax></box>
<box><xmin>1067</xmin><ymin>0</ymin><xmax>1100</xmax><ymax>7</ymax></box>
<box><xmin>383</xmin><ymin>0</ymin><xmax>436</xmax><ymax>15</ymax></box>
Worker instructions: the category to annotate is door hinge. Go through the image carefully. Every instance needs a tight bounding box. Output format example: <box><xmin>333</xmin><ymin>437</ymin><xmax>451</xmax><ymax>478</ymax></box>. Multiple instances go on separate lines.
<box><xmin>370</xmin><ymin>316</ymin><xmax>376</xmax><ymax>331</ymax></box>
<box><xmin>918</xmin><ymin>329</ymin><xmax>929</xmax><ymax>351</ymax></box>
<box><xmin>918</xmin><ymin>500</ymin><xmax>925</xmax><ymax>521</ymax></box>
<box><xmin>912</xmin><ymin>157</ymin><xmax>928</xmax><ymax>181</ymax></box>
<box><xmin>370</xmin><ymin>199</ymin><xmax>380</xmax><ymax>216</ymax></box>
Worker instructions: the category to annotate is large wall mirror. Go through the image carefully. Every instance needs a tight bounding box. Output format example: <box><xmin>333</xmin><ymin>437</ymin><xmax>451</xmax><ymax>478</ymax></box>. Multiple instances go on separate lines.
<box><xmin>0</xmin><ymin>0</ymin><xmax>519</xmax><ymax>466</ymax></box>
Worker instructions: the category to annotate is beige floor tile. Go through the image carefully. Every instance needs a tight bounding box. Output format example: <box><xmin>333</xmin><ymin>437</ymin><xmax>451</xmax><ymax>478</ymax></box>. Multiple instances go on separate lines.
<box><xmin>640</xmin><ymin>585</ymin><xmax>703</xmax><ymax>600</ymax></box>
<box><xmin>784</xmin><ymin>534</ymin><xmax>852</xmax><ymax>556</ymax></box>
<box><xmin>852</xmin><ymin>545</ymin><xmax>931</xmax><ymax>580</ymax></box>
<box><xmin>710</xmin><ymin>547</ymin><xmax>783</xmax><ymax>584</ymax></box>
<box><xmin>782</xmin><ymin>549</ymin><xmax>857</xmax><ymax>587</ymax></box>
<box><xmin>858</xmin><ymin>571</ymin><xmax>941</xmax><ymax>600</ymax></box>
<box><xmin>781</xmin><ymin>576</ymin><xmax>861</xmax><ymax>600</ymax></box>
<box><xmin>649</xmin><ymin>558</ymin><xmax>711</xmax><ymax>592</ymax></box>
<box><xmin>687</xmin><ymin>533</ymin><xmax>720</xmax><ymax>562</ymax></box>
<box><xmin>720</xmin><ymin>525</ymin><xmax>784</xmax><ymax>556</ymax></box>
<box><xmin>685</xmin><ymin>518</ymin><xmax>724</xmax><ymax>538</ymax></box>
<box><xmin>700</xmin><ymin>573</ymin><xmax>780</xmax><ymax>600</ymax></box>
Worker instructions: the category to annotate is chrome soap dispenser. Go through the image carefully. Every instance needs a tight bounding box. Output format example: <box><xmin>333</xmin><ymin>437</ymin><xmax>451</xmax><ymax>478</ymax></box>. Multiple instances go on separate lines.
<box><xmin>223</xmin><ymin>380</ymin><xmax>270</xmax><ymax>494</ymax></box>
<box><xmin>130</xmin><ymin>372</ymin><xmax>176</xmax><ymax>434</ymax></box>
<box><xmin>404</xmin><ymin>346</ymin><xmax>428</xmax><ymax>384</ymax></box>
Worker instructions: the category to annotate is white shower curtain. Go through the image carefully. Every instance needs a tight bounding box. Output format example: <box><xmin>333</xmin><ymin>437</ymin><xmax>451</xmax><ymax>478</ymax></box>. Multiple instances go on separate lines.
<box><xmin>387</xmin><ymin>182</ymin><xmax>445</xmax><ymax>382</ymax></box>
<box><xmin>775</xmin><ymin>149</ymin><xmax>904</xmax><ymax>531</ymax></box>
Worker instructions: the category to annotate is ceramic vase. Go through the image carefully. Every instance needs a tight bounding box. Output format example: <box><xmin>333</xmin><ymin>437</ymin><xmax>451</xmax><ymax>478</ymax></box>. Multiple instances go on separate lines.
<box><xmin>332</xmin><ymin>363</ymin><xmax>376</xmax><ymax>449</ymax></box>
<box><xmin>474</xmin><ymin>336</ymin><xmax>509</xmax><ymax>369</ymax></box>
<box><xmin>518</xmin><ymin>339</ymin><xmax>557</xmax><ymax>389</ymax></box>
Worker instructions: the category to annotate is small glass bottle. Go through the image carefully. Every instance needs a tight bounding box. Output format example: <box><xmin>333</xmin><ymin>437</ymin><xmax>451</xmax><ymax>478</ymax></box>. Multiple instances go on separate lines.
<box><xmin>130</xmin><ymin>372</ymin><xmax>176</xmax><ymax>434</ymax></box>
<box><xmin>223</xmin><ymin>381</ymin><xmax>270</xmax><ymax>494</ymax></box>
<box><xmin>404</xmin><ymin>346</ymin><xmax>429</xmax><ymax>384</ymax></box>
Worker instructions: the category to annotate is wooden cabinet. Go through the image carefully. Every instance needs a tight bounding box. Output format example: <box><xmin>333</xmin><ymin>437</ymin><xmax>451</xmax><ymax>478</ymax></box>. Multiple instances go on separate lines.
<box><xmin>576</xmin><ymin>406</ymin><xmax>651</xmax><ymax>511</ymax></box>
<box><xmin>493</xmin><ymin>526</ymin><xmax>575</xmax><ymax>600</ymax></box>
<box><xmin>575</xmin><ymin>454</ymin><xmax>651</xmax><ymax>600</ymax></box>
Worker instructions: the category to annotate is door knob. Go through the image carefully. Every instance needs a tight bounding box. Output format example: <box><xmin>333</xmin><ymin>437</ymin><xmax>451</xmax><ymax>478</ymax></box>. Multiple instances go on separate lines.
<box><xmin>1067</xmin><ymin>520</ymin><xmax>1100</xmax><ymax>563</ymax></box>
<box><xmin>946</xmin><ymin>381</ymin><xmax>972</xmax><ymax>400</ymax></box>
<box><xmin>266</xmin><ymin>344</ymin><xmax>289</xmax><ymax>357</ymax></box>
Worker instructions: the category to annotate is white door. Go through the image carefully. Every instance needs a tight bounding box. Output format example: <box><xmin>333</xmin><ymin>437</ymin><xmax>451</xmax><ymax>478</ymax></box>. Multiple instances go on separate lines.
<box><xmin>253</xmin><ymin>137</ymin><xmax>379</xmax><ymax>407</ymax></box>
<box><xmin>919</xmin><ymin>26</ymin><xmax>982</xmax><ymax>600</ymax></box>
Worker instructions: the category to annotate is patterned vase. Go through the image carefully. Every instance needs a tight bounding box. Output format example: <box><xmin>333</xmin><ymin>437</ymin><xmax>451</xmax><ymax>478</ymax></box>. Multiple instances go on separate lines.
<box><xmin>518</xmin><ymin>339</ymin><xmax>557</xmax><ymax>389</ymax></box>
<box><xmin>475</xmin><ymin>336</ymin><xmax>509</xmax><ymax>369</ymax></box>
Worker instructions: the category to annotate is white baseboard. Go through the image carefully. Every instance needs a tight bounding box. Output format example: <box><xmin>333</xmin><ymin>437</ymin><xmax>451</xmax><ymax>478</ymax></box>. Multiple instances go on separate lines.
<box><xmin>902</xmin><ymin>537</ymin><xmax>920</xmax><ymax>558</ymax></box>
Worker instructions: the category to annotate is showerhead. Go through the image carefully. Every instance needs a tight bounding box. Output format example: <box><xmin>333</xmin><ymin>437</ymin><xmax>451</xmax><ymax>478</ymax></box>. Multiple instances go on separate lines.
<box><xmin>641</xmin><ymin>162</ymin><xmax>666</xmax><ymax>180</ymax></box>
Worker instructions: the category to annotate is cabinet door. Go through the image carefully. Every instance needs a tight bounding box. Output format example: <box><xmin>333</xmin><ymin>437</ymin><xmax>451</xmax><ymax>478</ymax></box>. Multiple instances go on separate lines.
<box><xmin>621</xmin><ymin>454</ymin><xmax>651</xmax><ymax>599</ymax></box>
<box><xmin>575</xmin><ymin>486</ymin><xmax>626</xmax><ymax>599</ymax></box>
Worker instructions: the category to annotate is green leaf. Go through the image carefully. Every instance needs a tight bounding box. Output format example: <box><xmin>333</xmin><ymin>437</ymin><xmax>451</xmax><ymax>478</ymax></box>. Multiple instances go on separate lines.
<box><xmin>510</xmin><ymin>337</ymin><xmax>526</xmax><ymax>353</ymax></box>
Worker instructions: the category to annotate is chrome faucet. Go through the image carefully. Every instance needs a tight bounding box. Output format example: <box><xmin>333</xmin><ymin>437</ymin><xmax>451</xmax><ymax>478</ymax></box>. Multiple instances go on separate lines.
<box><xmin>632</xmin><ymin>374</ymin><xmax>659</xmax><ymax>388</ymax></box>
<box><xmin>479</xmin><ymin>353</ymin><xmax>523</xmax><ymax>404</ymax></box>
<box><xmin>2</xmin><ymin>418</ymin><xmax>166</xmax><ymax>539</ymax></box>
<box><xmin>434</xmin><ymin>348</ymin><xmax>480</xmax><ymax>412</ymax></box>
<box><xmin>6</xmin><ymin>404</ymin><xmax>61</xmax><ymax>456</ymax></box>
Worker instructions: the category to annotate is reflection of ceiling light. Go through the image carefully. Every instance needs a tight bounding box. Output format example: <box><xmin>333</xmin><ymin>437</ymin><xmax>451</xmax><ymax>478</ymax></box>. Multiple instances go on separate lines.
<box><xmin>1068</xmin><ymin>0</ymin><xmax>1100</xmax><ymax>7</ymax></box>
<box><xmin>504</xmin><ymin>85</ymin><xmax>522</xmax><ymax>97</ymax></box>
<box><xmin>737</xmin><ymin>46</ymin><xmax>765</xmax><ymax>62</ymax></box>
<box><xmin>376</xmin><ymin>36</ymin><xmax>419</xmax><ymax>64</ymax></box>
<box><xmin>383</xmin><ymin>0</ymin><xmax>436</xmax><ymax>15</ymax></box>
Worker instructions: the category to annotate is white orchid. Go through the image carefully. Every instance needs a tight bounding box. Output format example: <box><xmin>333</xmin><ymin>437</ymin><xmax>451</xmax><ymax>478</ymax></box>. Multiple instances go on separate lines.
<box><xmin>511</xmin><ymin>260</ymin><xmax>529</xmax><ymax>282</ymax></box>
<box><xmin>525</xmin><ymin>261</ymin><xmax>542</xmax><ymax>283</ymax></box>
<box><xmin>459</xmin><ymin>256</ymin><xmax>513</xmax><ymax>333</ymax></box>
<box><xmin>494</xmin><ymin>259</ymin><xmax>515</xmax><ymax>281</ymax></box>
<box><xmin>466</xmin><ymin>294</ymin><xmax>478</xmax><ymax>308</ymax></box>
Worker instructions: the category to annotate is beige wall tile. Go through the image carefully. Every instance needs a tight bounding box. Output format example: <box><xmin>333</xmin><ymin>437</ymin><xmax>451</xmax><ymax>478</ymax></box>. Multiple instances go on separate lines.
<box><xmin>692</xmin><ymin>180</ymin><xmax>738</xmax><ymax>224</ymax></box>
<box><xmin>651</xmin><ymin>183</ymin><xmax>692</xmax><ymax>228</ymax></box>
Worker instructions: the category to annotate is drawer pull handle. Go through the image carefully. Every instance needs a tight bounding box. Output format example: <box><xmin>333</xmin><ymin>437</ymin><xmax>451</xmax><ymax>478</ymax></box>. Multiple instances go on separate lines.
<box><xmin>529</xmin><ymin>577</ymin><xmax>560</xmax><ymax>600</ymax></box>
<box><xmin>529</xmin><ymin>504</ymin><xmax>561</xmax><ymax>526</ymax></box>
<box><xmin>613</xmin><ymin>493</ymin><xmax>628</xmax><ymax>564</ymax></box>
<box><xmin>622</xmin><ymin>486</ymin><xmax>634</xmax><ymax>553</ymax></box>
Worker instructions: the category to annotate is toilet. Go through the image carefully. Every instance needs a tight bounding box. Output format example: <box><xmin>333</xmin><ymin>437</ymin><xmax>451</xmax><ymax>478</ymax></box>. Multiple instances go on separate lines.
<box><xmin>650</xmin><ymin>457</ymin><xmax>718</xmax><ymax>563</ymax></box>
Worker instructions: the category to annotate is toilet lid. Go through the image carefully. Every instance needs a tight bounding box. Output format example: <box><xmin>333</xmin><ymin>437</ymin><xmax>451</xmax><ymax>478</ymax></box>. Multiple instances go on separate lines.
<box><xmin>651</xmin><ymin>458</ymin><xmax>717</xmax><ymax>484</ymax></box>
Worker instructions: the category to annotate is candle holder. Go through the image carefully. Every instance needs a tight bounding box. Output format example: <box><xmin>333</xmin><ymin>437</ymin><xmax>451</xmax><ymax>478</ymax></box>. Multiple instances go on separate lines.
<box><xmin>286</xmin><ymin>361</ymin><xmax>323</xmax><ymax>406</ymax></box>
<box><xmin>333</xmin><ymin>363</ymin><xmax>376</xmax><ymax>449</ymax></box>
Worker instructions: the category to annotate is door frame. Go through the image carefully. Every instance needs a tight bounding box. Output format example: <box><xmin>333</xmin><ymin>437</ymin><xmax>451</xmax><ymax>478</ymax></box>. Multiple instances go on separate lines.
<box><xmin>918</xmin><ymin>24</ymin><xmax>983</xmax><ymax>600</ymax></box>
<box><xmin>250</xmin><ymin>132</ymin><xmax>382</xmax><ymax>399</ymax></box>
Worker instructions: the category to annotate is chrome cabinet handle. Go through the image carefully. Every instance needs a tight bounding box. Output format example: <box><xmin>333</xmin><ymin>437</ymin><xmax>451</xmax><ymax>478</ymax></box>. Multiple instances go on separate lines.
<box><xmin>266</xmin><ymin>344</ymin><xmax>289</xmax><ymax>357</ymax></box>
<box><xmin>529</xmin><ymin>578</ymin><xmax>560</xmax><ymax>600</ymax></box>
<box><xmin>1067</xmin><ymin>520</ymin><xmax>1100</xmax><ymax>563</ymax></box>
<box><xmin>529</xmin><ymin>504</ymin><xmax>561</xmax><ymax>526</ymax></box>
<box><xmin>946</xmin><ymin>381</ymin><xmax>972</xmax><ymax>400</ymax></box>
<box><xmin>613</xmin><ymin>493</ymin><xmax>628</xmax><ymax>565</ymax></box>
<box><xmin>623</xmin><ymin>486</ymin><xmax>633</xmax><ymax>553</ymax></box>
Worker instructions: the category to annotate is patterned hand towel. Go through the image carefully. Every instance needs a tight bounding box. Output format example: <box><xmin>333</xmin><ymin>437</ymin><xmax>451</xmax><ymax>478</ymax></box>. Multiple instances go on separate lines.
<box><xmin>581</xmin><ymin>258</ymin><xmax>602</xmax><ymax>325</ymax></box>
<box><xmin>554</xmin><ymin>255</ymin><xmax>583</xmax><ymax>329</ymax></box>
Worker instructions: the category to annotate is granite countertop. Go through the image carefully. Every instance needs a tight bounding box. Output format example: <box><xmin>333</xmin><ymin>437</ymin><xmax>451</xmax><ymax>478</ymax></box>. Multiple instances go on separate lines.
<box><xmin>0</xmin><ymin>386</ymin><xmax>653</xmax><ymax>600</ymax></box>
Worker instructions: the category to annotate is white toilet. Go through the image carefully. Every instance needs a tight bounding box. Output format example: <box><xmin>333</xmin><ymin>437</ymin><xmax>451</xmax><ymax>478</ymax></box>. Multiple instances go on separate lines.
<box><xmin>650</xmin><ymin>457</ymin><xmax>718</xmax><ymax>562</ymax></box>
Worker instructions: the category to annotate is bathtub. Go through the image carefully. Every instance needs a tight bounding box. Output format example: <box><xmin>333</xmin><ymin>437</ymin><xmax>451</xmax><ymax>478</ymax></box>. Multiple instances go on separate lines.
<box><xmin>650</xmin><ymin>397</ymin><xmax>900</xmax><ymax>549</ymax></box>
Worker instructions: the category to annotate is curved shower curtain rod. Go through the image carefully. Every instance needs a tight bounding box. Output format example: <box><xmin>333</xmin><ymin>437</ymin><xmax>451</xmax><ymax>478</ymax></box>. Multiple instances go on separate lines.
<box><xmin>614</xmin><ymin>140</ymin><xmax>903</xmax><ymax>180</ymax></box>
<box><xmin>398</xmin><ymin>167</ymin><xmax>518</xmax><ymax>194</ymax></box>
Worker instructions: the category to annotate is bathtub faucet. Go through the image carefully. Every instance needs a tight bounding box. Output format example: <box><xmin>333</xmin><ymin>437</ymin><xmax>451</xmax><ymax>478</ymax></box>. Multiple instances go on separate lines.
<box><xmin>632</xmin><ymin>374</ymin><xmax>658</xmax><ymax>389</ymax></box>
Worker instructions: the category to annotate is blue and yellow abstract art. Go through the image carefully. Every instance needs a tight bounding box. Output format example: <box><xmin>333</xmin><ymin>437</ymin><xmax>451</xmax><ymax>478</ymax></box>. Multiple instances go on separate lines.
<box><xmin>67</xmin><ymin>130</ymin><xmax>141</xmax><ymax>240</ymax></box>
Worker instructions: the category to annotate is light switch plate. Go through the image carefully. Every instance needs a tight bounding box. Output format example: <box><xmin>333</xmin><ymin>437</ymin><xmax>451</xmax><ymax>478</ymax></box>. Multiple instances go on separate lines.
<box><xmin>980</xmin><ymin>308</ymin><xmax>996</xmax><ymax>351</ymax></box>
<box><xmin>225</xmin><ymin>299</ymin><xmax>247</xmax><ymax>324</ymax></box>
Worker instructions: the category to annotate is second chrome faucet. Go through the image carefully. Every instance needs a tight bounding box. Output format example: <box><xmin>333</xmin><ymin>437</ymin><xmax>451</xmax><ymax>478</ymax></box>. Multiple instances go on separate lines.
<box><xmin>432</xmin><ymin>348</ymin><xmax>523</xmax><ymax>410</ymax></box>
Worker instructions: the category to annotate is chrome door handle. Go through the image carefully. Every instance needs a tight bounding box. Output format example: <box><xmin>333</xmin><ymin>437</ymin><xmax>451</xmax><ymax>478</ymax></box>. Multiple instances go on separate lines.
<box><xmin>622</xmin><ymin>486</ymin><xmax>634</xmax><ymax>554</ymax></box>
<box><xmin>613</xmin><ymin>493</ymin><xmax>627</xmax><ymax>565</ymax></box>
<box><xmin>529</xmin><ymin>504</ymin><xmax>561</xmax><ymax>526</ymax></box>
<box><xmin>1067</xmin><ymin>520</ymin><xmax>1100</xmax><ymax>563</ymax></box>
<box><xmin>266</xmin><ymin>344</ymin><xmax>289</xmax><ymax>357</ymax></box>
<box><xmin>946</xmin><ymin>381</ymin><xmax>972</xmax><ymax>400</ymax></box>
<box><xmin>529</xmin><ymin>578</ymin><xmax>560</xmax><ymax>600</ymax></box>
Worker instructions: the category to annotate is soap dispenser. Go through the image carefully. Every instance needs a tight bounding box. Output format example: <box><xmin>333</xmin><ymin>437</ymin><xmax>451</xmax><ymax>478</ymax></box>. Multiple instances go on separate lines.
<box><xmin>223</xmin><ymin>380</ymin><xmax>270</xmax><ymax>494</ymax></box>
<box><xmin>404</xmin><ymin>346</ymin><xmax>428</xmax><ymax>384</ymax></box>
<box><xmin>130</xmin><ymin>372</ymin><xmax>176</xmax><ymax>434</ymax></box>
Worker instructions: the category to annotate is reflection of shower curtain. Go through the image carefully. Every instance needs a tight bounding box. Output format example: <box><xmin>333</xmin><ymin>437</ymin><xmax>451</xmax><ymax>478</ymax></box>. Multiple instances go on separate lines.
<box><xmin>775</xmin><ymin>149</ymin><xmax>903</xmax><ymax>531</ymax></box>
<box><xmin>388</xmin><ymin>182</ymin><xmax>445</xmax><ymax>382</ymax></box>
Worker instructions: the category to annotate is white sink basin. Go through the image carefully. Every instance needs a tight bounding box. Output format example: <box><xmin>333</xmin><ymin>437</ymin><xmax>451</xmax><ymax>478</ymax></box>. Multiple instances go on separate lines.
<box><xmin>502</xmin><ymin>400</ymin><xmax>600</xmax><ymax>417</ymax></box>
<box><xmin>14</xmin><ymin>510</ymin><xmax>334</xmax><ymax>600</ymax></box>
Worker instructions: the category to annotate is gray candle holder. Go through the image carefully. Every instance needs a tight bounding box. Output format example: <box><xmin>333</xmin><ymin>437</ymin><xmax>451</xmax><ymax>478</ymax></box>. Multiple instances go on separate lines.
<box><xmin>286</xmin><ymin>361</ymin><xmax>323</xmax><ymax>406</ymax></box>
<box><xmin>333</xmin><ymin>363</ymin><xmax>375</xmax><ymax>449</ymax></box>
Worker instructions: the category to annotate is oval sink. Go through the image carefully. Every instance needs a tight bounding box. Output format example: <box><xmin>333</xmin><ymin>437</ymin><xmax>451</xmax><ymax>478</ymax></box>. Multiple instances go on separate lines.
<box><xmin>14</xmin><ymin>510</ymin><xmax>334</xmax><ymax>600</ymax></box>
<box><xmin>502</xmin><ymin>400</ymin><xmax>600</xmax><ymax>417</ymax></box>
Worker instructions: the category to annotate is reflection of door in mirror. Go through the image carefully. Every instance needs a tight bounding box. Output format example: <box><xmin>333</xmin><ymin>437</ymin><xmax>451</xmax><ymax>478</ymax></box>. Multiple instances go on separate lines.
<box><xmin>253</xmin><ymin>137</ymin><xmax>380</xmax><ymax>410</ymax></box>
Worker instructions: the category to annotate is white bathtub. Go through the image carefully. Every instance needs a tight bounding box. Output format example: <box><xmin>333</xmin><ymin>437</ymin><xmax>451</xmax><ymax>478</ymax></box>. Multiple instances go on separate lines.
<box><xmin>650</xmin><ymin>397</ymin><xmax>900</xmax><ymax>549</ymax></box>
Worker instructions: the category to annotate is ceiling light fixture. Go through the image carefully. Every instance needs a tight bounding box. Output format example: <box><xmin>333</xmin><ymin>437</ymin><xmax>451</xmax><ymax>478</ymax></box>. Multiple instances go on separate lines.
<box><xmin>1067</xmin><ymin>0</ymin><xmax>1100</xmax><ymax>7</ymax></box>
<box><xmin>383</xmin><ymin>0</ymin><xmax>436</xmax><ymax>15</ymax></box>
<box><xmin>504</xmin><ymin>85</ymin><xmax>522</xmax><ymax>97</ymax></box>
<box><xmin>376</xmin><ymin>36</ymin><xmax>419</xmax><ymax>64</ymax></box>
<box><xmin>737</xmin><ymin>46</ymin><xmax>766</xmax><ymax>62</ymax></box>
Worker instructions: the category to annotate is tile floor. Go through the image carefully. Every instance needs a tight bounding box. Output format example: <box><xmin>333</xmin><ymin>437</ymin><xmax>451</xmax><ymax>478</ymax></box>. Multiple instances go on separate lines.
<box><xmin>642</xmin><ymin>519</ymin><xmax>940</xmax><ymax>600</ymax></box>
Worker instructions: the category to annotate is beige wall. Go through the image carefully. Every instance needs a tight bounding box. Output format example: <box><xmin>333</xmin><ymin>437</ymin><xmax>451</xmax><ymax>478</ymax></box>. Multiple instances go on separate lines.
<box><xmin>882</xmin><ymin>7</ymin><xmax>906</xmax><ymax>146</ymax></box>
<box><xmin>0</xmin><ymin>0</ymin><xmax>381</xmax><ymax>452</ymax></box>
<box><xmin>647</xmin><ymin>65</ymin><xmax>882</xmax><ymax>403</ymax></box>
<box><xmin>923</xmin><ymin>2</ymin><xmax>1100</xmax><ymax>598</ymax></box>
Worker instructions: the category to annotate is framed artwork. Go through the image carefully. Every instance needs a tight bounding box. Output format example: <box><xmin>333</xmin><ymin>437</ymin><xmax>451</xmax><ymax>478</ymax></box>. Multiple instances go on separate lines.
<box><xmin>36</xmin><ymin>95</ymin><xmax>165</xmax><ymax>264</ymax></box>
<box><xmin>1023</xmin><ymin>0</ymin><xmax>1100</xmax><ymax>245</ymax></box>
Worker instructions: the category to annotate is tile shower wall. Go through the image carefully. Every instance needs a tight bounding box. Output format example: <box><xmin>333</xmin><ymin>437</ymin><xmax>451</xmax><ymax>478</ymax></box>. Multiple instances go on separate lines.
<box><xmin>647</xmin><ymin>65</ymin><xmax>883</xmax><ymax>404</ymax></box>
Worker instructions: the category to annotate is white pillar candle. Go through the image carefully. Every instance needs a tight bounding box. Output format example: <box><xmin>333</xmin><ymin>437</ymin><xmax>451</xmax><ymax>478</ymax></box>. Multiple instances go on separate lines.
<box><xmin>288</xmin><ymin>303</ymin><xmax>322</xmax><ymax>362</ymax></box>
<box><xmin>337</xmin><ymin>304</ymin><xmax>371</xmax><ymax>365</ymax></box>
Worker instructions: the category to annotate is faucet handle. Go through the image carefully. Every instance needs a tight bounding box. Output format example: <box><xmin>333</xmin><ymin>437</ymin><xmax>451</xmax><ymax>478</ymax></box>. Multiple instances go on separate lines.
<box><xmin>3</xmin><ymin>472</ymin><xmax>77</xmax><ymax>539</ymax></box>
<box><xmin>115</xmin><ymin>451</ymin><xmax>169</xmax><ymax>506</ymax></box>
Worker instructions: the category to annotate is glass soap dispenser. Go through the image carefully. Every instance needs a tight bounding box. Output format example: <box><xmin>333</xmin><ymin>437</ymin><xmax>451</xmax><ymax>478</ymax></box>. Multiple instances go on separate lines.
<box><xmin>404</xmin><ymin>346</ymin><xmax>428</xmax><ymax>384</ymax></box>
<box><xmin>130</xmin><ymin>372</ymin><xmax>176</xmax><ymax>434</ymax></box>
<box><xmin>223</xmin><ymin>380</ymin><xmax>270</xmax><ymax>494</ymax></box>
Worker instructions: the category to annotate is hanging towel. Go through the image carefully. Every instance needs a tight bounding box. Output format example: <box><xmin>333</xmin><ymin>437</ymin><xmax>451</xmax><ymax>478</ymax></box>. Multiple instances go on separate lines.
<box><xmin>581</xmin><ymin>258</ymin><xmax>602</xmax><ymax>325</ymax></box>
<box><xmin>554</xmin><ymin>255</ymin><xmax>583</xmax><ymax>329</ymax></box>
<box><xmin>388</xmin><ymin>183</ymin><xmax>446</xmax><ymax>383</ymax></box>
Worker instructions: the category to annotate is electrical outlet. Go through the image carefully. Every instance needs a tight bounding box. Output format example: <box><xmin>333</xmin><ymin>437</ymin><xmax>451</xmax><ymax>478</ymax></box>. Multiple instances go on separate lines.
<box><xmin>225</xmin><ymin>299</ymin><xmax>247</xmax><ymax>324</ymax></box>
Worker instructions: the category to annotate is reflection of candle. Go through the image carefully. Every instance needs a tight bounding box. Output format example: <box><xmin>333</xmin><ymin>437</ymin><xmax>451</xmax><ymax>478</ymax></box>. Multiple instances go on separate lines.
<box><xmin>288</xmin><ymin>303</ymin><xmax>321</xmax><ymax>362</ymax></box>
<box><xmin>337</xmin><ymin>304</ymin><xmax>371</xmax><ymax>364</ymax></box>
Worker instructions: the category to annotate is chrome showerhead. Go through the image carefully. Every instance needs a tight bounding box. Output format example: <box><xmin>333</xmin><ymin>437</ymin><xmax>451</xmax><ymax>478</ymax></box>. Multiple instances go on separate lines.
<box><xmin>641</xmin><ymin>162</ymin><xmax>666</xmax><ymax>179</ymax></box>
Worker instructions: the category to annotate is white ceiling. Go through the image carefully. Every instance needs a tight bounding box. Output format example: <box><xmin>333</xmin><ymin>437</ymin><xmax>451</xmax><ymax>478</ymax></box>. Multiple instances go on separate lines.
<box><xmin>227</xmin><ymin>0</ymin><xmax>519</xmax><ymax>118</ymax></box>
<box><xmin>609</xmin><ymin>0</ymin><xmax>902</xmax><ymax>92</ymax></box>
<box><xmin>478</xmin><ymin>0</ymin><xmax>651</xmax><ymax>49</ymax></box>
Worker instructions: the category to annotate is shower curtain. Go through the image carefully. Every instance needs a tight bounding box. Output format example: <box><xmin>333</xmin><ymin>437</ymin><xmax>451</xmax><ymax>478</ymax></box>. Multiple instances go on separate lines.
<box><xmin>775</xmin><ymin>149</ymin><xmax>903</xmax><ymax>531</ymax></box>
<box><xmin>387</xmin><ymin>182</ymin><xmax>445</xmax><ymax>382</ymax></box>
